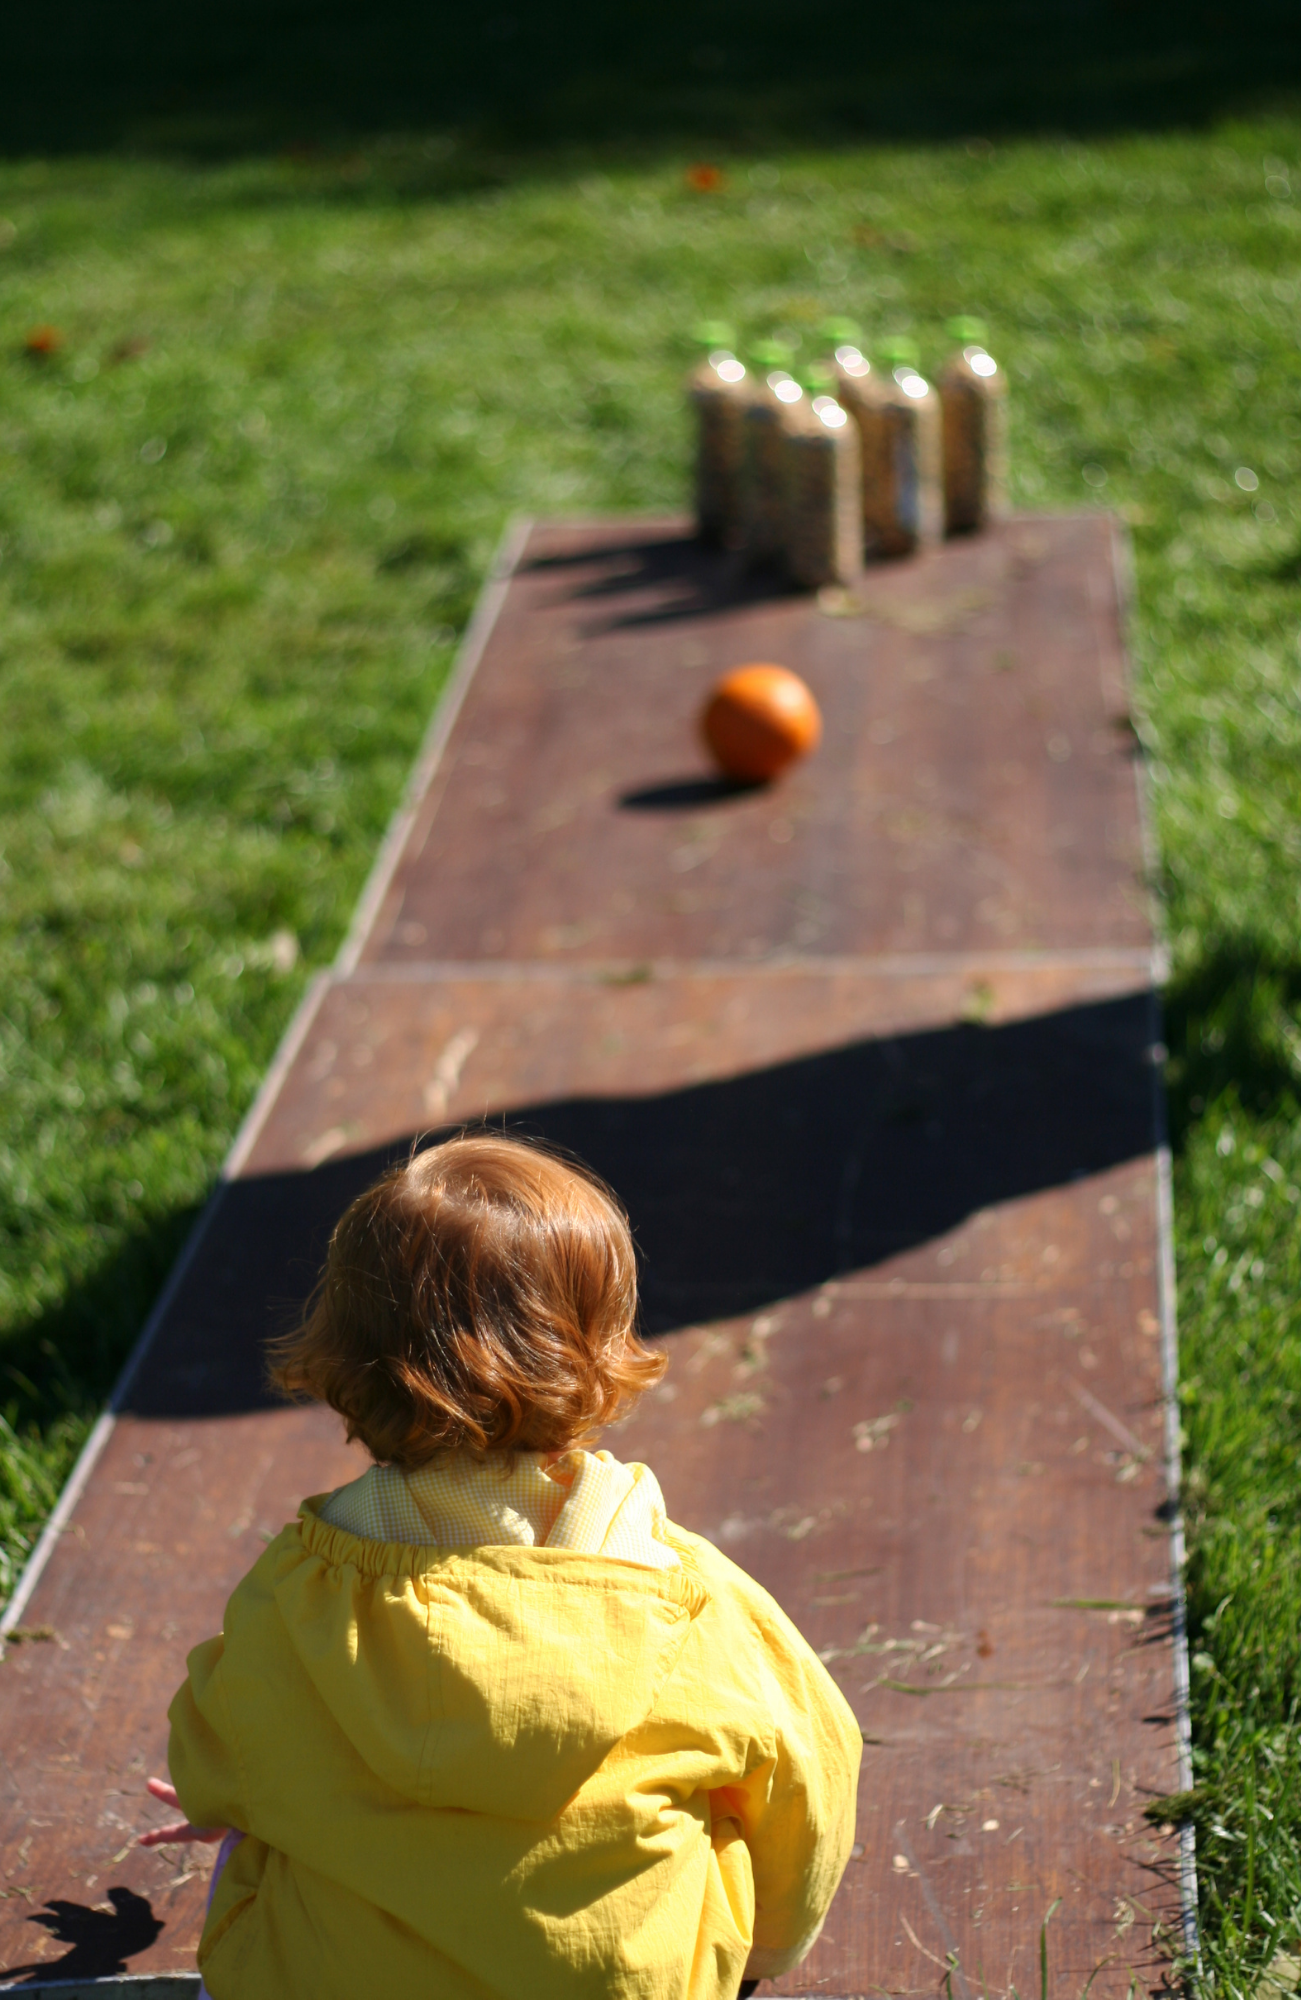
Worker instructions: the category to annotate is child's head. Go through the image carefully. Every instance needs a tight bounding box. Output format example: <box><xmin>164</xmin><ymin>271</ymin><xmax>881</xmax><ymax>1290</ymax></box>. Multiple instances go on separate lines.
<box><xmin>271</xmin><ymin>1132</ymin><xmax>665</xmax><ymax>1469</ymax></box>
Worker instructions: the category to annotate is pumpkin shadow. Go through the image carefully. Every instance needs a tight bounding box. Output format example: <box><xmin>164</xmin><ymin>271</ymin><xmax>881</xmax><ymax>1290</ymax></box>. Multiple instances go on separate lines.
<box><xmin>619</xmin><ymin>776</ymin><xmax>766</xmax><ymax>811</ymax></box>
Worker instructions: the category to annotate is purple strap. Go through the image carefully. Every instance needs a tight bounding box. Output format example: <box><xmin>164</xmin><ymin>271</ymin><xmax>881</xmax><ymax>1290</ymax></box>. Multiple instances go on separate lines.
<box><xmin>197</xmin><ymin>1829</ymin><xmax>245</xmax><ymax>1997</ymax></box>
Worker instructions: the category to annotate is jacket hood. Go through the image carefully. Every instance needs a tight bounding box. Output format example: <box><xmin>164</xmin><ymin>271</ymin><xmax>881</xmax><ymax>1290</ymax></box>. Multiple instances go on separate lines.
<box><xmin>261</xmin><ymin>1502</ymin><xmax>711</xmax><ymax>1824</ymax></box>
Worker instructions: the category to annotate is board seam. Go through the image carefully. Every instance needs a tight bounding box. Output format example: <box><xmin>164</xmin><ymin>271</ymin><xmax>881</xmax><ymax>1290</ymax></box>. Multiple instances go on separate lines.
<box><xmin>338</xmin><ymin>946</ymin><xmax>1167</xmax><ymax>985</ymax></box>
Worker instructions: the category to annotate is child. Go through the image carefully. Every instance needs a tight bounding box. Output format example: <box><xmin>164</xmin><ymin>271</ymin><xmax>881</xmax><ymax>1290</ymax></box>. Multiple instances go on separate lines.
<box><xmin>143</xmin><ymin>1133</ymin><xmax>862</xmax><ymax>2000</ymax></box>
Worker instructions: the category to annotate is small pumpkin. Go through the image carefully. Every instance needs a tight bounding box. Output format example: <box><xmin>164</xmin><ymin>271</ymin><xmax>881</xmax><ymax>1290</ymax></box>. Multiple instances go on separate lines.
<box><xmin>701</xmin><ymin>663</ymin><xmax>822</xmax><ymax>784</ymax></box>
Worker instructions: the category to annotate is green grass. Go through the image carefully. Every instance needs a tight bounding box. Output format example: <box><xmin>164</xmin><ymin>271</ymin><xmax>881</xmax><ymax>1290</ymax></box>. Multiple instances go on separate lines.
<box><xmin>3</xmin><ymin>116</ymin><xmax>1301</xmax><ymax>1990</ymax></box>
<box><xmin>1172</xmin><ymin>1109</ymin><xmax>1301</xmax><ymax>1993</ymax></box>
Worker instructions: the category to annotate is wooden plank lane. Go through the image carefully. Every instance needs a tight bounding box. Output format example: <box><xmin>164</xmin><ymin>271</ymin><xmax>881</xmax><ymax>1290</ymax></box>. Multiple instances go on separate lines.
<box><xmin>359</xmin><ymin>514</ymin><xmax>1148</xmax><ymax>968</ymax></box>
<box><xmin>131</xmin><ymin>958</ymin><xmax>1159</xmax><ymax>1395</ymax></box>
<box><xmin>0</xmin><ymin>964</ymin><xmax>1180</xmax><ymax>1991</ymax></box>
<box><xmin>0</xmin><ymin>515</ymin><xmax>1187</xmax><ymax>1993</ymax></box>
<box><xmin>0</xmin><ymin>1406</ymin><xmax>359</xmax><ymax>1989</ymax></box>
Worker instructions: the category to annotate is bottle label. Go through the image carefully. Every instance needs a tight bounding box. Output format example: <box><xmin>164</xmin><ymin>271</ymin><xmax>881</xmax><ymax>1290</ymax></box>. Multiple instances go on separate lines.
<box><xmin>893</xmin><ymin>425</ymin><xmax>919</xmax><ymax>537</ymax></box>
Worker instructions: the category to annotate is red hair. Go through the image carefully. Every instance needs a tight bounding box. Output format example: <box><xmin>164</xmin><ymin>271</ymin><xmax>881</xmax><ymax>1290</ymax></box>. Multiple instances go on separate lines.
<box><xmin>270</xmin><ymin>1133</ymin><xmax>664</xmax><ymax>1467</ymax></box>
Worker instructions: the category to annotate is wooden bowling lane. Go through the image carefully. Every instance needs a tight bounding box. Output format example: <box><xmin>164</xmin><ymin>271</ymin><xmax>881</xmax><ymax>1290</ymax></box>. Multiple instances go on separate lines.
<box><xmin>0</xmin><ymin>1402</ymin><xmax>360</xmax><ymax>1992</ymax></box>
<box><xmin>357</xmin><ymin>513</ymin><xmax>1148</xmax><ymax>970</ymax></box>
<box><xmin>0</xmin><ymin>514</ymin><xmax>1187</xmax><ymax>1993</ymax></box>
<box><xmin>120</xmin><ymin>956</ymin><xmax>1160</xmax><ymax>1410</ymax></box>
<box><xmin>624</xmin><ymin>1191</ymin><xmax>1182</xmax><ymax>2000</ymax></box>
<box><xmin>0</xmin><ymin>961</ymin><xmax>1180</xmax><ymax>1991</ymax></box>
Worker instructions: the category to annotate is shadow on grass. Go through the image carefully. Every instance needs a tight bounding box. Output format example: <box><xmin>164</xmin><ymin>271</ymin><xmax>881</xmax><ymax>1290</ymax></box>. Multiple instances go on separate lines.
<box><xmin>1163</xmin><ymin>939</ymin><xmax>1301</xmax><ymax>1151</ymax></box>
<box><xmin>0</xmin><ymin>1201</ymin><xmax>203</xmax><ymax>1436</ymax></box>
<box><xmin>1</xmin><ymin>0</ymin><xmax>1299</xmax><ymax>163</ymax></box>
<box><xmin>1263</xmin><ymin>536</ymin><xmax>1301</xmax><ymax>586</ymax></box>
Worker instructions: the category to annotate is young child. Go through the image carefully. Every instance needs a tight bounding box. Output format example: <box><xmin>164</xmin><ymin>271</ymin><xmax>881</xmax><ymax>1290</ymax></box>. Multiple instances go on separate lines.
<box><xmin>143</xmin><ymin>1133</ymin><xmax>862</xmax><ymax>2000</ymax></box>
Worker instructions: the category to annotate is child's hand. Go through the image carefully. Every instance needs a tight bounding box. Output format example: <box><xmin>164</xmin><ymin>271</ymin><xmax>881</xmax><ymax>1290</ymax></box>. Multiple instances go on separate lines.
<box><xmin>137</xmin><ymin>1776</ymin><xmax>229</xmax><ymax>1848</ymax></box>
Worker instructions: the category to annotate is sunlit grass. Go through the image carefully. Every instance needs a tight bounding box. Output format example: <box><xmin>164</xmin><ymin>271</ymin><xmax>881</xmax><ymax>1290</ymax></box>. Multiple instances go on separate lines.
<box><xmin>2</xmin><ymin>116</ymin><xmax>1301</xmax><ymax>1989</ymax></box>
<box><xmin>1168</xmin><ymin>1104</ymin><xmax>1301</xmax><ymax>1996</ymax></box>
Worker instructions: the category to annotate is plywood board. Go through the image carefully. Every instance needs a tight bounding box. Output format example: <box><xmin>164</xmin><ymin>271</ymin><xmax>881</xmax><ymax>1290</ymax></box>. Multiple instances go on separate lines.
<box><xmin>0</xmin><ymin>517</ymin><xmax>1184</xmax><ymax>1995</ymax></box>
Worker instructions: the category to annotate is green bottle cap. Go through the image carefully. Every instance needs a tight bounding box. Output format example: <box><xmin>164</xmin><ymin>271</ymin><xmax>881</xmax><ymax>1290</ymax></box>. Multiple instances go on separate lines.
<box><xmin>798</xmin><ymin>365</ymin><xmax>837</xmax><ymax>397</ymax></box>
<box><xmin>818</xmin><ymin>316</ymin><xmax>861</xmax><ymax>345</ymax></box>
<box><xmin>691</xmin><ymin>319</ymin><xmax>736</xmax><ymax>351</ymax></box>
<box><xmin>945</xmin><ymin>315</ymin><xmax>989</xmax><ymax>345</ymax></box>
<box><xmin>877</xmin><ymin>334</ymin><xmax>920</xmax><ymax>366</ymax></box>
<box><xmin>748</xmin><ymin>337</ymin><xmax>797</xmax><ymax>371</ymax></box>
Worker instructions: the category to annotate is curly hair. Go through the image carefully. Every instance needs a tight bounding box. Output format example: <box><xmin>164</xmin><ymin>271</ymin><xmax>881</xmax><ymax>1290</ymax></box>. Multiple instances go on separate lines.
<box><xmin>269</xmin><ymin>1132</ymin><xmax>665</xmax><ymax>1468</ymax></box>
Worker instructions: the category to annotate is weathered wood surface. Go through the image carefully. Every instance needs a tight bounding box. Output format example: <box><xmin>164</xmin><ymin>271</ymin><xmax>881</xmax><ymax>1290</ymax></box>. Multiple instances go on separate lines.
<box><xmin>362</xmin><ymin>516</ymin><xmax>1146</xmax><ymax>968</ymax></box>
<box><xmin>0</xmin><ymin>517</ymin><xmax>1183</xmax><ymax>1994</ymax></box>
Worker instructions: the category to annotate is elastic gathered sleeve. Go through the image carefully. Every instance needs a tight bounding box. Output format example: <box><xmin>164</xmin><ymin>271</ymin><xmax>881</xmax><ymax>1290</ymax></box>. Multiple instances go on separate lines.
<box><xmin>687</xmin><ymin>1536</ymin><xmax>863</xmax><ymax>1980</ymax></box>
<box><xmin>167</xmin><ymin>1633</ymin><xmax>249</xmax><ymax>1837</ymax></box>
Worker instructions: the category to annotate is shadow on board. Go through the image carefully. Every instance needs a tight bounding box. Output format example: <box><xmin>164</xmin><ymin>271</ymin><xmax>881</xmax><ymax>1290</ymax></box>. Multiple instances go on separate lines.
<box><xmin>118</xmin><ymin>989</ymin><xmax>1158</xmax><ymax>1421</ymax></box>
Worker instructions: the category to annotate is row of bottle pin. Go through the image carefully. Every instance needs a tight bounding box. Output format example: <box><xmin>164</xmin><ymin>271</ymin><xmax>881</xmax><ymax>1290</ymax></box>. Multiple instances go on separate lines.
<box><xmin>689</xmin><ymin>330</ymin><xmax>1008</xmax><ymax>589</ymax></box>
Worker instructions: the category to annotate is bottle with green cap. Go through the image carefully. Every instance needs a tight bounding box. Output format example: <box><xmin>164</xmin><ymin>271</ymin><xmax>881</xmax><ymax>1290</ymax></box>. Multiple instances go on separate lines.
<box><xmin>939</xmin><ymin>315</ymin><xmax>1007</xmax><ymax>534</ymax></box>
<box><xmin>686</xmin><ymin>321</ymin><xmax>750</xmax><ymax>547</ymax></box>
<box><xmin>819</xmin><ymin>319</ymin><xmax>884</xmax><ymax>565</ymax></box>
<box><xmin>818</xmin><ymin>315</ymin><xmax>863</xmax><ymax>353</ymax></box>
<box><xmin>741</xmin><ymin>337</ymin><xmax>801</xmax><ymax>567</ymax></box>
<box><xmin>861</xmin><ymin>334</ymin><xmax>943</xmax><ymax>558</ymax></box>
<box><xmin>781</xmin><ymin>365</ymin><xmax>862</xmax><ymax>589</ymax></box>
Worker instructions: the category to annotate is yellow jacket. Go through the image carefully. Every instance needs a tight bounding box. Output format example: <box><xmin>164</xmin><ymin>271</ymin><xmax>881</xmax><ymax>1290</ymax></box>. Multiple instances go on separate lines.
<box><xmin>169</xmin><ymin>1499</ymin><xmax>862</xmax><ymax>2000</ymax></box>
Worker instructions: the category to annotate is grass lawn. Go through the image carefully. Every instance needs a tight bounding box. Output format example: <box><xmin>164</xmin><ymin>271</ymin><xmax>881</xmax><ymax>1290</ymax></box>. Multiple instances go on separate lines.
<box><xmin>2</xmin><ymin>116</ymin><xmax>1300</xmax><ymax>1991</ymax></box>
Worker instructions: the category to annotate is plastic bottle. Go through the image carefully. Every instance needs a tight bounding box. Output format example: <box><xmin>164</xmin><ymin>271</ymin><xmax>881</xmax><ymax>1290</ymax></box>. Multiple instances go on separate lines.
<box><xmin>863</xmin><ymin>336</ymin><xmax>943</xmax><ymax>558</ymax></box>
<box><xmin>939</xmin><ymin>315</ymin><xmax>1008</xmax><ymax>534</ymax></box>
<box><xmin>782</xmin><ymin>368</ymin><xmax>863</xmax><ymax>589</ymax></box>
<box><xmin>687</xmin><ymin>321</ymin><xmax>750</xmax><ymax>547</ymax></box>
<box><xmin>741</xmin><ymin>339</ymin><xmax>800</xmax><ymax>566</ymax></box>
<box><xmin>819</xmin><ymin>315</ymin><xmax>864</xmax><ymax>357</ymax></box>
<box><xmin>827</xmin><ymin>326</ymin><xmax>886</xmax><ymax>566</ymax></box>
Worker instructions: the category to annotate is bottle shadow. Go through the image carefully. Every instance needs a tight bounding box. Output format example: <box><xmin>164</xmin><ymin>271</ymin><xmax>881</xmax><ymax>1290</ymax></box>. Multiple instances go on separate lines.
<box><xmin>524</xmin><ymin>532</ymin><xmax>802</xmax><ymax>633</ymax></box>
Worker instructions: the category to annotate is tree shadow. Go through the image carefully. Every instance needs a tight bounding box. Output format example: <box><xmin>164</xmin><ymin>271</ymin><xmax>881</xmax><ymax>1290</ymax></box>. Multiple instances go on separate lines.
<box><xmin>0</xmin><ymin>1199</ymin><xmax>203</xmax><ymax>1440</ymax></box>
<box><xmin>110</xmin><ymin>988</ymin><xmax>1158</xmax><ymax>1421</ymax></box>
<box><xmin>1161</xmin><ymin>938</ymin><xmax>1301</xmax><ymax>1148</ymax></box>
<box><xmin>0</xmin><ymin>1886</ymin><xmax>162</xmax><ymax>1984</ymax></box>
<box><xmin>1</xmin><ymin>0</ymin><xmax>1297</xmax><ymax>162</ymax></box>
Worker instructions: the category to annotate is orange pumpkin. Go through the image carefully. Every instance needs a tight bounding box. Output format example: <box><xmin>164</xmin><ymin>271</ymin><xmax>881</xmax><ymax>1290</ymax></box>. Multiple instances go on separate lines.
<box><xmin>701</xmin><ymin>663</ymin><xmax>822</xmax><ymax>783</ymax></box>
